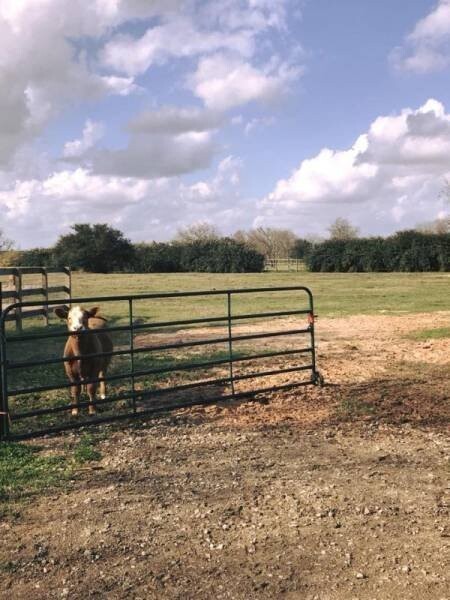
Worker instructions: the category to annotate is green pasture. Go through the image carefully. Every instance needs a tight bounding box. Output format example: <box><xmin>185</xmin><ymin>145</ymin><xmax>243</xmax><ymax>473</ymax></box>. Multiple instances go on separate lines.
<box><xmin>405</xmin><ymin>326</ymin><xmax>450</xmax><ymax>341</ymax></box>
<box><xmin>2</xmin><ymin>272</ymin><xmax>449</xmax><ymax>327</ymax></box>
<box><xmin>63</xmin><ymin>271</ymin><xmax>450</xmax><ymax>321</ymax></box>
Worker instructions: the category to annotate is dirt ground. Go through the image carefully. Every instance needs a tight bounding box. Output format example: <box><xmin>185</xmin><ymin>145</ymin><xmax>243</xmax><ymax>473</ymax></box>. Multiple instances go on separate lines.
<box><xmin>1</xmin><ymin>312</ymin><xmax>449</xmax><ymax>599</ymax></box>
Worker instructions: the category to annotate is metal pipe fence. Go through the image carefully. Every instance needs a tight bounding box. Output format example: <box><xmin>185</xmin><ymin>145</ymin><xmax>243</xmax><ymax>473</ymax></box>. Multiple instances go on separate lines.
<box><xmin>0</xmin><ymin>286</ymin><xmax>323</xmax><ymax>440</ymax></box>
<box><xmin>0</xmin><ymin>266</ymin><xmax>71</xmax><ymax>330</ymax></box>
<box><xmin>264</xmin><ymin>258</ymin><xmax>306</xmax><ymax>272</ymax></box>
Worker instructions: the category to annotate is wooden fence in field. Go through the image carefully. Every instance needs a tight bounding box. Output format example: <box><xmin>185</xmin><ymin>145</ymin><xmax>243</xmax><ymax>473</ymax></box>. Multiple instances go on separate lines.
<box><xmin>264</xmin><ymin>258</ymin><xmax>306</xmax><ymax>272</ymax></box>
<box><xmin>0</xmin><ymin>266</ymin><xmax>71</xmax><ymax>330</ymax></box>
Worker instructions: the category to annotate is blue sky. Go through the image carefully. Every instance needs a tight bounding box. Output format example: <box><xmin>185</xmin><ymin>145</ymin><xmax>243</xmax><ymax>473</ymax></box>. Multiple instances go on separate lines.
<box><xmin>1</xmin><ymin>0</ymin><xmax>450</xmax><ymax>248</ymax></box>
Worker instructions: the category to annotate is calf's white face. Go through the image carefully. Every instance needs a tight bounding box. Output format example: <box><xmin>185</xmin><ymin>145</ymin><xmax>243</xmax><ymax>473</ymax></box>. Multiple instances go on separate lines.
<box><xmin>67</xmin><ymin>306</ymin><xmax>88</xmax><ymax>332</ymax></box>
<box><xmin>55</xmin><ymin>305</ymin><xmax>100</xmax><ymax>331</ymax></box>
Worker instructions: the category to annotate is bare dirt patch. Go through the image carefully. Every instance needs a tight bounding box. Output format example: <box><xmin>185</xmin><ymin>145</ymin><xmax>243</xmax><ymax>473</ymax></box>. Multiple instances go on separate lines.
<box><xmin>1</xmin><ymin>313</ymin><xmax>449</xmax><ymax>599</ymax></box>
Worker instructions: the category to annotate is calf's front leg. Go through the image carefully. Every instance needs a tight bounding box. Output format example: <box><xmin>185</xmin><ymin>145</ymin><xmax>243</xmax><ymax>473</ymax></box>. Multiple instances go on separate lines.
<box><xmin>99</xmin><ymin>370</ymin><xmax>107</xmax><ymax>400</ymax></box>
<box><xmin>70</xmin><ymin>379</ymin><xmax>81</xmax><ymax>416</ymax></box>
<box><xmin>86</xmin><ymin>382</ymin><xmax>98</xmax><ymax>415</ymax></box>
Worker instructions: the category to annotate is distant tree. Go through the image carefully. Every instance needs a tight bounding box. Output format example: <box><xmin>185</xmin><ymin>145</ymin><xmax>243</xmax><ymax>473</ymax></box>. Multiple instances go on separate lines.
<box><xmin>234</xmin><ymin>227</ymin><xmax>297</xmax><ymax>258</ymax></box>
<box><xmin>416</xmin><ymin>217</ymin><xmax>450</xmax><ymax>234</ymax></box>
<box><xmin>53</xmin><ymin>224</ymin><xmax>135</xmax><ymax>273</ymax></box>
<box><xmin>175</xmin><ymin>221</ymin><xmax>220</xmax><ymax>243</ymax></box>
<box><xmin>0</xmin><ymin>229</ymin><xmax>13</xmax><ymax>251</ymax></box>
<box><xmin>440</xmin><ymin>178</ymin><xmax>450</xmax><ymax>204</ymax></box>
<box><xmin>20</xmin><ymin>248</ymin><xmax>55</xmax><ymax>266</ymax></box>
<box><xmin>291</xmin><ymin>238</ymin><xmax>314</xmax><ymax>259</ymax></box>
<box><xmin>327</xmin><ymin>218</ymin><xmax>359</xmax><ymax>240</ymax></box>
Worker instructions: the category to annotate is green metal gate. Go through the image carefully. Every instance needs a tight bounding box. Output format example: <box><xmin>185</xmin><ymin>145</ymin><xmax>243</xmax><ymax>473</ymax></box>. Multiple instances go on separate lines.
<box><xmin>0</xmin><ymin>286</ymin><xmax>323</xmax><ymax>440</ymax></box>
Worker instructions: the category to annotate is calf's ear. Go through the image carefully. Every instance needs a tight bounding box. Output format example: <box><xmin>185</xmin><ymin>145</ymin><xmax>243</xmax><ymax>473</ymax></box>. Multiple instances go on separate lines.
<box><xmin>55</xmin><ymin>305</ymin><xmax>69</xmax><ymax>320</ymax></box>
<box><xmin>87</xmin><ymin>306</ymin><xmax>100</xmax><ymax>318</ymax></box>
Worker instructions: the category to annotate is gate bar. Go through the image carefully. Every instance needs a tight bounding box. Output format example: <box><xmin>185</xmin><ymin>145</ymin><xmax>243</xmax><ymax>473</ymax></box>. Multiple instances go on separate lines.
<box><xmin>4</xmin><ymin>308</ymin><xmax>313</xmax><ymax>343</ymax></box>
<box><xmin>6</xmin><ymin>328</ymin><xmax>312</xmax><ymax>372</ymax></box>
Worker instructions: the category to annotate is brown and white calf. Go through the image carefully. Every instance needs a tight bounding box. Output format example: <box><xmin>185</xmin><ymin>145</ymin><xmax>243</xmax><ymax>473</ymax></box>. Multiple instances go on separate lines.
<box><xmin>55</xmin><ymin>306</ymin><xmax>113</xmax><ymax>416</ymax></box>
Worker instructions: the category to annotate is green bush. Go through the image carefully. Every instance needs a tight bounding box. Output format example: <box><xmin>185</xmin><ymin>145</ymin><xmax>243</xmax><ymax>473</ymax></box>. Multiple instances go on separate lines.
<box><xmin>18</xmin><ymin>248</ymin><xmax>56</xmax><ymax>267</ymax></box>
<box><xmin>306</xmin><ymin>231</ymin><xmax>450</xmax><ymax>272</ymax></box>
<box><xmin>53</xmin><ymin>224</ymin><xmax>135</xmax><ymax>273</ymax></box>
<box><xmin>179</xmin><ymin>238</ymin><xmax>265</xmax><ymax>273</ymax></box>
<box><xmin>134</xmin><ymin>242</ymin><xmax>183</xmax><ymax>272</ymax></box>
<box><xmin>291</xmin><ymin>238</ymin><xmax>314</xmax><ymax>259</ymax></box>
<box><xmin>134</xmin><ymin>238</ymin><xmax>264</xmax><ymax>273</ymax></box>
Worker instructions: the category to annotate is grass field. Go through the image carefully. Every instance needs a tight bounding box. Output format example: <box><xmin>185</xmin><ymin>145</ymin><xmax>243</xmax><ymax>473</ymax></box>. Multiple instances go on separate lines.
<box><xmin>63</xmin><ymin>271</ymin><xmax>450</xmax><ymax>322</ymax></box>
<box><xmin>2</xmin><ymin>272</ymin><xmax>449</xmax><ymax>330</ymax></box>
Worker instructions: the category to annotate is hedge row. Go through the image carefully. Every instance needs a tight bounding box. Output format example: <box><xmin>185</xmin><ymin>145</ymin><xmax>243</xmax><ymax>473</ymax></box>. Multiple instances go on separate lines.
<box><xmin>134</xmin><ymin>239</ymin><xmax>265</xmax><ymax>273</ymax></box>
<box><xmin>306</xmin><ymin>231</ymin><xmax>450</xmax><ymax>272</ymax></box>
<box><xmin>6</xmin><ymin>239</ymin><xmax>265</xmax><ymax>273</ymax></box>
<box><xmin>4</xmin><ymin>230</ymin><xmax>449</xmax><ymax>273</ymax></box>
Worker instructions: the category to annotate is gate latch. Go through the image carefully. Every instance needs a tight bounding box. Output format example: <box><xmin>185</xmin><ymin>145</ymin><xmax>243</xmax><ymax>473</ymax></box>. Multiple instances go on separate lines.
<box><xmin>308</xmin><ymin>312</ymin><xmax>318</xmax><ymax>325</ymax></box>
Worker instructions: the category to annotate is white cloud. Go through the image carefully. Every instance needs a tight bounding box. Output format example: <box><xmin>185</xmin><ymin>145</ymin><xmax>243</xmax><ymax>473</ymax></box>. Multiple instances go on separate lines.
<box><xmin>390</xmin><ymin>0</ymin><xmax>450</xmax><ymax>72</ymax></box>
<box><xmin>261</xmin><ymin>99</ymin><xmax>450</xmax><ymax>234</ymax></box>
<box><xmin>63</xmin><ymin>120</ymin><xmax>105</xmax><ymax>158</ymax></box>
<box><xmin>63</xmin><ymin>106</ymin><xmax>225</xmax><ymax>179</ymax></box>
<box><xmin>189</xmin><ymin>53</ymin><xmax>301</xmax><ymax>111</ymax></box>
<box><xmin>0</xmin><ymin>0</ymin><xmax>165</xmax><ymax>167</ymax></box>
<box><xmin>90</xmin><ymin>131</ymin><xmax>217</xmax><ymax>179</ymax></box>
<box><xmin>0</xmin><ymin>168</ymin><xmax>150</xmax><ymax>246</ymax></box>
<box><xmin>201</xmin><ymin>0</ymin><xmax>289</xmax><ymax>33</ymax></box>
<box><xmin>0</xmin><ymin>0</ymin><xmax>304</xmax><ymax>246</ymax></box>
<box><xmin>101</xmin><ymin>75</ymin><xmax>140</xmax><ymax>96</ymax></box>
<box><xmin>127</xmin><ymin>106</ymin><xmax>225</xmax><ymax>134</ymax></box>
<box><xmin>244</xmin><ymin>116</ymin><xmax>275</xmax><ymax>135</ymax></box>
<box><xmin>0</xmin><ymin>0</ymin><xmax>298</xmax><ymax>177</ymax></box>
<box><xmin>409</xmin><ymin>0</ymin><xmax>450</xmax><ymax>42</ymax></box>
<box><xmin>100</xmin><ymin>0</ymin><xmax>291</xmax><ymax>77</ymax></box>
<box><xmin>0</xmin><ymin>157</ymin><xmax>247</xmax><ymax>247</ymax></box>
<box><xmin>101</xmin><ymin>16</ymin><xmax>255</xmax><ymax>76</ymax></box>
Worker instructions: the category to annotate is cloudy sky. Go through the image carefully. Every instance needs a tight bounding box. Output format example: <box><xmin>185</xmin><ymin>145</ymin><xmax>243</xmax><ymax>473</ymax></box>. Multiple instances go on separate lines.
<box><xmin>1</xmin><ymin>0</ymin><xmax>450</xmax><ymax>248</ymax></box>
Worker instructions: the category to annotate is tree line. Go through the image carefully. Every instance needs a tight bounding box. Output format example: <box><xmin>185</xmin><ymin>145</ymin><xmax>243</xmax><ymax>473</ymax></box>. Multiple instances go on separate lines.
<box><xmin>0</xmin><ymin>217</ymin><xmax>449</xmax><ymax>273</ymax></box>
<box><xmin>1</xmin><ymin>224</ymin><xmax>265</xmax><ymax>273</ymax></box>
<box><xmin>306</xmin><ymin>231</ymin><xmax>450</xmax><ymax>272</ymax></box>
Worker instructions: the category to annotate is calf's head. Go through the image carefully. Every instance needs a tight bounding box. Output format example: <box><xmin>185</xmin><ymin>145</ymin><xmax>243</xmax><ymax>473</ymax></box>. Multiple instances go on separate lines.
<box><xmin>55</xmin><ymin>305</ymin><xmax>100</xmax><ymax>333</ymax></box>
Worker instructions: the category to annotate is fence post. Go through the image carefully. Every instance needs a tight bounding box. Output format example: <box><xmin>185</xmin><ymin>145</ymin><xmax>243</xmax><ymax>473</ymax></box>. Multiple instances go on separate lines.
<box><xmin>14</xmin><ymin>269</ymin><xmax>22</xmax><ymax>332</ymax></box>
<box><xmin>42</xmin><ymin>268</ymin><xmax>49</xmax><ymax>326</ymax></box>
<box><xmin>66</xmin><ymin>267</ymin><xmax>72</xmax><ymax>307</ymax></box>
<box><xmin>0</xmin><ymin>314</ymin><xmax>9</xmax><ymax>440</ymax></box>
<box><xmin>129</xmin><ymin>298</ymin><xmax>136</xmax><ymax>413</ymax></box>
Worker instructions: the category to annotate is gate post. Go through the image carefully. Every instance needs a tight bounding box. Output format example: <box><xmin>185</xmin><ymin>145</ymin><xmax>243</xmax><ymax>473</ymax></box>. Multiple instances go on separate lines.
<box><xmin>66</xmin><ymin>267</ymin><xmax>72</xmax><ymax>306</ymax></box>
<box><xmin>42</xmin><ymin>268</ymin><xmax>49</xmax><ymax>326</ymax></box>
<box><xmin>14</xmin><ymin>269</ymin><xmax>22</xmax><ymax>331</ymax></box>
<box><xmin>0</xmin><ymin>314</ymin><xmax>9</xmax><ymax>440</ymax></box>
<box><xmin>129</xmin><ymin>297</ymin><xmax>136</xmax><ymax>413</ymax></box>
